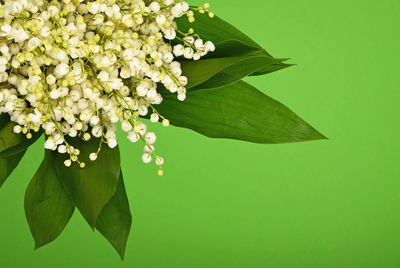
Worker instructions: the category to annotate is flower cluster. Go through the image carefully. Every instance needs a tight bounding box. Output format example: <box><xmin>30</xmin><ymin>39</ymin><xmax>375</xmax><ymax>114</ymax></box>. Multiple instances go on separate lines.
<box><xmin>0</xmin><ymin>0</ymin><xmax>215</xmax><ymax>174</ymax></box>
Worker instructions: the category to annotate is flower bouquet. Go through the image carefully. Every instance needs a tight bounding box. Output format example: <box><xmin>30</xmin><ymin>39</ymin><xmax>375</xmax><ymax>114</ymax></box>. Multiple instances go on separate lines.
<box><xmin>0</xmin><ymin>0</ymin><xmax>325</xmax><ymax>259</ymax></box>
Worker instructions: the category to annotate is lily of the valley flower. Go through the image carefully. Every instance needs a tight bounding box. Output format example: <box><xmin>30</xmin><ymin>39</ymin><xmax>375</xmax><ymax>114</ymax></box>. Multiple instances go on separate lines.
<box><xmin>0</xmin><ymin>0</ymin><xmax>215</xmax><ymax>174</ymax></box>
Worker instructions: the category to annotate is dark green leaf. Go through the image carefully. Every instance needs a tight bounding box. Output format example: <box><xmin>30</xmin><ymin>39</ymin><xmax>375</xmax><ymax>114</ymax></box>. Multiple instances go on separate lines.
<box><xmin>0</xmin><ymin>114</ymin><xmax>41</xmax><ymax>186</ymax></box>
<box><xmin>157</xmin><ymin>80</ymin><xmax>326</xmax><ymax>144</ymax></box>
<box><xmin>175</xmin><ymin>10</ymin><xmax>292</xmax><ymax>77</ymax></box>
<box><xmin>179</xmin><ymin>40</ymin><xmax>287</xmax><ymax>90</ymax></box>
<box><xmin>96</xmin><ymin>170</ymin><xmax>132</xmax><ymax>260</ymax></box>
<box><xmin>189</xmin><ymin>54</ymin><xmax>285</xmax><ymax>90</ymax></box>
<box><xmin>0</xmin><ymin>150</ymin><xmax>25</xmax><ymax>188</ymax></box>
<box><xmin>250</xmin><ymin>61</ymin><xmax>294</xmax><ymax>76</ymax></box>
<box><xmin>200</xmin><ymin>39</ymin><xmax>261</xmax><ymax>58</ymax></box>
<box><xmin>175</xmin><ymin>10</ymin><xmax>264</xmax><ymax>52</ymax></box>
<box><xmin>24</xmin><ymin>150</ymin><xmax>75</xmax><ymax>249</ymax></box>
<box><xmin>0</xmin><ymin>113</ymin><xmax>9</xmax><ymax>129</ymax></box>
<box><xmin>54</xmin><ymin>137</ymin><xmax>120</xmax><ymax>228</ymax></box>
<box><xmin>0</xmin><ymin>120</ymin><xmax>42</xmax><ymax>157</ymax></box>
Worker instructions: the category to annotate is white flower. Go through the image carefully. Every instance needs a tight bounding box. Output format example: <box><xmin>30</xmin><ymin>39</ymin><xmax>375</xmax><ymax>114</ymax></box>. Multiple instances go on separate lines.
<box><xmin>48</xmin><ymin>6</ymin><xmax>60</xmax><ymax>16</ymax></box>
<box><xmin>156</xmin><ymin>15</ymin><xmax>166</xmax><ymax>25</ymax></box>
<box><xmin>121</xmin><ymin>120</ymin><xmax>132</xmax><ymax>132</ymax></box>
<box><xmin>142</xmin><ymin>153</ymin><xmax>152</xmax><ymax>163</ymax></box>
<box><xmin>0</xmin><ymin>0</ymin><xmax>215</xmax><ymax>173</ymax></box>
<box><xmin>150</xmin><ymin>113</ymin><xmax>159</xmax><ymax>123</ymax></box>
<box><xmin>171</xmin><ymin>4</ymin><xmax>183</xmax><ymax>17</ymax></box>
<box><xmin>40</xmin><ymin>26</ymin><xmax>51</xmax><ymax>37</ymax></box>
<box><xmin>0</xmin><ymin>24</ymin><xmax>12</xmax><ymax>37</ymax></box>
<box><xmin>183</xmin><ymin>36</ymin><xmax>195</xmax><ymax>44</ymax></box>
<box><xmin>108</xmin><ymin>138</ymin><xmax>118</xmax><ymax>148</ymax></box>
<box><xmin>64</xmin><ymin>159</ymin><xmax>72</xmax><ymax>167</ymax></box>
<box><xmin>136</xmin><ymin>82</ymin><xmax>149</xmax><ymax>97</ymax></box>
<box><xmin>89</xmin><ymin>153</ymin><xmax>98</xmax><ymax>161</ymax></box>
<box><xmin>44</xmin><ymin>137</ymin><xmax>56</xmax><ymax>150</ymax></box>
<box><xmin>97</xmin><ymin>71</ymin><xmax>109</xmax><ymax>82</ymax></box>
<box><xmin>193</xmin><ymin>53</ymin><xmax>201</xmax><ymax>61</ymax></box>
<box><xmin>205</xmin><ymin>41</ymin><xmax>216</xmax><ymax>52</ymax></box>
<box><xmin>46</xmin><ymin>75</ymin><xmax>56</xmax><ymax>85</ymax></box>
<box><xmin>58</xmin><ymin>145</ymin><xmax>67</xmax><ymax>154</ymax></box>
<box><xmin>194</xmin><ymin>39</ymin><xmax>204</xmax><ymax>49</ymax></box>
<box><xmin>13</xmin><ymin>125</ymin><xmax>22</xmax><ymax>134</ymax></box>
<box><xmin>128</xmin><ymin>132</ymin><xmax>140</xmax><ymax>142</ymax></box>
<box><xmin>0</xmin><ymin>44</ymin><xmax>9</xmax><ymax>55</ymax></box>
<box><xmin>54</xmin><ymin>63</ymin><xmax>70</xmax><ymax>78</ymax></box>
<box><xmin>13</xmin><ymin>28</ymin><xmax>29</xmax><ymax>42</ymax></box>
<box><xmin>155</xmin><ymin>156</ymin><xmax>164</xmax><ymax>166</ymax></box>
<box><xmin>145</xmin><ymin>132</ymin><xmax>157</xmax><ymax>144</ymax></box>
<box><xmin>88</xmin><ymin>2</ymin><xmax>100</xmax><ymax>14</ymax></box>
<box><xmin>149</xmin><ymin>2</ymin><xmax>160</xmax><ymax>12</ymax></box>
<box><xmin>163</xmin><ymin>28</ymin><xmax>176</xmax><ymax>39</ymax></box>
<box><xmin>28</xmin><ymin>37</ymin><xmax>41</xmax><ymax>50</ymax></box>
<box><xmin>183</xmin><ymin>47</ymin><xmax>194</xmax><ymax>59</ymax></box>
<box><xmin>177</xmin><ymin>93</ymin><xmax>186</xmax><ymax>101</ymax></box>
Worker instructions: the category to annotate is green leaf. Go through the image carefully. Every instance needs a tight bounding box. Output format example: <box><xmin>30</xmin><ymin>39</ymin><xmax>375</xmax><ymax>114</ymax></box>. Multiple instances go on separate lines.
<box><xmin>175</xmin><ymin>10</ymin><xmax>292</xmax><ymax>77</ymax></box>
<box><xmin>175</xmin><ymin>10</ymin><xmax>264</xmax><ymax>52</ymax></box>
<box><xmin>54</xmin><ymin>137</ymin><xmax>121</xmax><ymax>228</ymax></box>
<box><xmin>24</xmin><ymin>150</ymin><xmax>75</xmax><ymax>249</ymax></box>
<box><xmin>179</xmin><ymin>40</ymin><xmax>287</xmax><ymax>90</ymax></box>
<box><xmin>0</xmin><ymin>113</ymin><xmax>9</xmax><ymax>129</ymax></box>
<box><xmin>250</xmin><ymin>61</ymin><xmax>294</xmax><ymax>76</ymax></box>
<box><xmin>0</xmin><ymin>120</ymin><xmax>42</xmax><ymax>157</ymax></box>
<box><xmin>200</xmin><ymin>39</ymin><xmax>261</xmax><ymax>58</ymax></box>
<box><xmin>0</xmin><ymin>150</ymin><xmax>25</xmax><ymax>188</ymax></box>
<box><xmin>96</xmin><ymin>170</ymin><xmax>132</xmax><ymax>260</ymax></box>
<box><xmin>191</xmin><ymin>55</ymin><xmax>292</xmax><ymax>89</ymax></box>
<box><xmin>191</xmin><ymin>55</ymin><xmax>288</xmax><ymax>90</ymax></box>
<box><xmin>156</xmin><ymin>80</ymin><xmax>326</xmax><ymax>144</ymax></box>
<box><xmin>0</xmin><ymin>114</ymin><xmax>41</xmax><ymax>185</ymax></box>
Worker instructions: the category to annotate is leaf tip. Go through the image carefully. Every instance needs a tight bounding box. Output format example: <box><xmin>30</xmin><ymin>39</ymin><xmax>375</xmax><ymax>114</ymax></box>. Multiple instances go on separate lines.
<box><xmin>33</xmin><ymin>239</ymin><xmax>49</xmax><ymax>251</ymax></box>
<box><xmin>118</xmin><ymin>249</ymin><xmax>127</xmax><ymax>261</ymax></box>
<box><xmin>309</xmin><ymin>129</ymin><xmax>328</xmax><ymax>142</ymax></box>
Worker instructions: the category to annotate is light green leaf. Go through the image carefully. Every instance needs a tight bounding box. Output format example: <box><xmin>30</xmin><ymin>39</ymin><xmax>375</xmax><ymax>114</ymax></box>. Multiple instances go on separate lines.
<box><xmin>156</xmin><ymin>80</ymin><xmax>326</xmax><ymax>144</ymax></box>
<box><xmin>24</xmin><ymin>150</ymin><xmax>75</xmax><ymax>249</ymax></box>
<box><xmin>54</xmin><ymin>137</ymin><xmax>120</xmax><ymax>228</ymax></box>
<box><xmin>0</xmin><ymin>150</ymin><xmax>25</xmax><ymax>188</ymax></box>
<box><xmin>96</xmin><ymin>170</ymin><xmax>132</xmax><ymax>260</ymax></box>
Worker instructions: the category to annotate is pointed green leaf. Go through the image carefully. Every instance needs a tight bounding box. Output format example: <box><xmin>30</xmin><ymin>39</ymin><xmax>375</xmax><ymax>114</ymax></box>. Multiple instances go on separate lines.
<box><xmin>96</xmin><ymin>170</ymin><xmax>132</xmax><ymax>260</ymax></box>
<box><xmin>189</xmin><ymin>54</ymin><xmax>285</xmax><ymax>90</ymax></box>
<box><xmin>24</xmin><ymin>150</ymin><xmax>75</xmax><ymax>249</ymax></box>
<box><xmin>175</xmin><ymin>10</ymin><xmax>291</xmax><ymax>77</ymax></box>
<box><xmin>0</xmin><ymin>119</ymin><xmax>42</xmax><ymax>157</ymax></box>
<box><xmin>200</xmin><ymin>39</ymin><xmax>261</xmax><ymax>59</ymax></box>
<box><xmin>0</xmin><ymin>113</ymin><xmax>41</xmax><ymax>186</ymax></box>
<box><xmin>0</xmin><ymin>113</ymin><xmax>41</xmax><ymax>187</ymax></box>
<box><xmin>250</xmin><ymin>61</ymin><xmax>294</xmax><ymax>76</ymax></box>
<box><xmin>156</xmin><ymin>80</ymin><xmax>326</xmax><ymax>144</ymax></box>
<box><xmin>179</xmin><ymin>40</ymin><xmax>287</xmax><ymax>90</ymax></box>
<box><xmin>54</xmin><ymin>137</ymin><xmax>120</xmax><ymax>228</ymax></box>
<box><xmin>0</xmin><ymin>150</ymin><xmax>25</xmax><ymax>188</ymax></box>
<box><xmin>175</xmin><ymin>10</ymin><xmax>265</xmax><ymax>52</ymax></box>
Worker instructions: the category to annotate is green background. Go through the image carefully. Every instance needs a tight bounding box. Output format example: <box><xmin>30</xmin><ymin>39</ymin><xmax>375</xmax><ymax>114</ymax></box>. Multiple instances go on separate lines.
<box><xmin>1</xmin><ymin>0</ymin><xmax>399</xmax><ymax>267</ymax></box>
